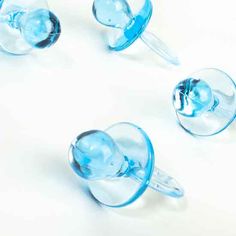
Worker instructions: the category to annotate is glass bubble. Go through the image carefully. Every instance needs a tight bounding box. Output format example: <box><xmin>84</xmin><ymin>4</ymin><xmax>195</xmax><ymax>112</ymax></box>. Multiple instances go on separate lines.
<box><xmin>21</xmin><ymin>9</ymin><xmax>61</xmax><ymax>48</ymax></box>
<box><xmin>70</xmin><ymin>130</ymin><xmax>124</xmax><ymax>180</ymax></box>
<box><xmin>173</xmin><ymin>78</ymin><xmax>214</xmax><ymax>117</ymax></box>
<box><xmin>92</xmin><ymin>0</ymin><xmax>132</xmax><ymax>28</ymax></box>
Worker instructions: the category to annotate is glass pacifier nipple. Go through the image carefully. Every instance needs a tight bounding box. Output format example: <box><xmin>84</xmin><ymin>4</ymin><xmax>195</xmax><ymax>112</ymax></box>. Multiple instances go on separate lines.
<box><xmin>173</xmin><ymin>68</ymin><xmax>236</xmax><ymax>136</ymax></box>
<box><xmin>92</xmin><ymin>0</ymin><xmax>179</xmax><ymax>66</ymax></box>
<box><xmin>0</xmin><ymin>0</ymin><xmax>61</xmax><ymax>54</ymax></box>
<box><xmin>69</xmin><ymin>122</ymin><xmax>184</xmax><ymax>207</ymax></box>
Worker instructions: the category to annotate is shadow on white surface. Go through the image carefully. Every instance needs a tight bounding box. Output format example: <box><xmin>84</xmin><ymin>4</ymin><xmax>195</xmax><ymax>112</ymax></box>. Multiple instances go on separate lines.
<box><xmin>227</xmin><ymin>121</ymin><xmax>236</xmax><ymax>140</ymax></box>
<box><xmin>193</xmin><ymin>122</ymin><xmax>236</xmax><ymax>144</ymax></box>
<box><xmin>111</xmin><ymin>40</ymin><xmax>179</xmax><ymax>70</ymax></box>
<box><xmin>174</xmin><ymin>116</ymin><xmax>236</xmax><ymax>144</ymax></box>
<box><xmin>108</xmin><ymin>189</ymin><xmax>187</xmax><ymax>219</ymax></box>
<box><xmin>43</xmin><ymin>153</ymin><xmax>187</xmax><ymax>217</ymax></box>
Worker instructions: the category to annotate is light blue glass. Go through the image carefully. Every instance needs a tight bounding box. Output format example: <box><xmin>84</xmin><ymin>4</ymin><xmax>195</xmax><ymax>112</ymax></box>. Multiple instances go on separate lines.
<box><xmin>69</xmin><ymin>122</ymin><xmax>184</xmax><ymax>207</ymax></box>
<box><xmin>173</xmin><ymin>68</ymin><xmax>236</xmax><ymax>136</ymax></box>
<box><xmin>92</xmin><ymin>0</ymin><xmax>179</xmax><ymax>66</ymax></box>
<box><xmin>0</xmin><ymin>0</ymin><xmax>61</xmax><ymax>54</ymax></box>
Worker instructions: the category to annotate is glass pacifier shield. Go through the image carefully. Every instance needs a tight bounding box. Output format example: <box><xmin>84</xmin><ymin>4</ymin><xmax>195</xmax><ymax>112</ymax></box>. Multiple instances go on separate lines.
<box><xmin>93</xmin><ymin>0</ymin><xmax>153</xmax><ymax>51</ymax></box>
<box><xmin>174</xmin><ymin>69</ymin><xmax>236</xmax><ymax>136</ymax></box>
<box><xmin>88</xmin><ymin>122</ymin><xmax>154</xmax><ymax>207</ymax></box>
<box><xmin>0</xmin><ymin>0</ymin><xmax>49</xmax><ymax>54</ymax></box>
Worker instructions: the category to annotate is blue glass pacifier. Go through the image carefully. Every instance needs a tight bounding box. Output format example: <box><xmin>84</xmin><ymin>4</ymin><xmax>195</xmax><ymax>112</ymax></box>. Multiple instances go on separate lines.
<box><xmin>0</xmin><ymin>0</ymin><xmax>61</xmax><ymax>54</ymax></box>
<box><xmin>69</xmin><ymin>122</ymin><xmax>184</xmax><ymax>207</ymax></box>
<box><xmin>92</xmin><ymin>0</ymin><xmax>179</xmax><ymax>66</ymax></box>
<box><xmin>173</xmin><ymin>68</ymin><xmax>236</xmax><ymax>136</ymax></box>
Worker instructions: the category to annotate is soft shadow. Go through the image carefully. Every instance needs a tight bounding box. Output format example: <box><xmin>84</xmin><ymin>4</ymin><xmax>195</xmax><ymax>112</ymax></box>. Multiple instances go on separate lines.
<box><xmin>117</xmin><ymin>46</ymin><xmax>179</xmax><ymax>69</ymax></box>
<box><xmin>109</xmin><ymin>189</ymin><xmax>188</xmax><ymax>219</ymax></box>
<box><xmin>0</xmin><ymin>50</ymin><xmax>35</xmax><ymax>66</ymax></box>
<box><xmin>61</xmin><ymin>6</ymin><xmax>179</xmax><ymax>69</ymax></box>
<box><xmin>0</xmin><ymin>10</ymin><xmax>100</xmax><ymax>78</ymax></box>
<box><xmin>226</xmin><ymin>121</ymin><xmax>236</xmax><ymax>140</ymax></box>
<box><xmin>31</xmin><ymin>148</ymin><xmax>187</xmax><ymax>216</ymax></box>
<box><xmin>175</xmin><ymin>114</ymin><xmax>236</xmax><ymax>144</ymax></box>
<box><xmin>33</xmin><ymin>151</ymin><xmax>103</xmax><ymax>209</ymax></box>
<box><xmin>194</xmin><ymin>121</ymin><xmax>236</xmax><ymax>144</ymax></box>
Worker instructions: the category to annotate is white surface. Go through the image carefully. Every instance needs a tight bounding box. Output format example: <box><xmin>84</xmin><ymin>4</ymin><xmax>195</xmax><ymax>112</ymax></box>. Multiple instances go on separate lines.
<box><xmin>0</xmin><ymin>0</ymin><xmax>236</xmax><ymax>235</ymax></box>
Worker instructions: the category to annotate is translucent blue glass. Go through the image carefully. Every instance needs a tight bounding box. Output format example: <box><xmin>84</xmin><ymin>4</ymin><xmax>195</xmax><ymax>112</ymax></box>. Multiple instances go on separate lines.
<box><xmin>173</xmin><ymin>68</ymin><xmax>236</xmax><ymax>136</ymax></box>
<box><xmin>71</xmin><ymin>130</ymin><xmax>125</xmax><ymax>180</ymax></box>
<box><xmin>92</xmin><ymin>0</ymin><xmax>179</xmax><ymax>66</ymax></box>
<box><xmin>69</xmin><ymin>122</ymin><xmax>184</xmax><ymax>207</ymax></box>
<box><xmin>20</xmin><ymin>9</ymin><xmax>60</xmax><ymax>48</ymax></box>
<box><xmin>0</xmin><ymin>0</ymin><xmax>61</xmax><ymax>54</ymax></box>
<box><xmin>173</xmin><ymin>79</ymin><xmax>214</xmax><ymax>117</ymax></box>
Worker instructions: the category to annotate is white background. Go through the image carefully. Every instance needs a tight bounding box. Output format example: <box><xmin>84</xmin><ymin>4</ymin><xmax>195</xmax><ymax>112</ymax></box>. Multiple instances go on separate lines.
<box><xmin>0</xmin><ymin>0</ymin><xmax>236</xmax><ymax>235</ymax></box>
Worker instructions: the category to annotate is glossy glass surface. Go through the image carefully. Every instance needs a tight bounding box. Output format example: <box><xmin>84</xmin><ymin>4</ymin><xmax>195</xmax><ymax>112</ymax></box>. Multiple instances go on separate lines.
<box><xmin>21</xmin><ymin>9</ymin><xmax>61</xmax><ymax>48</ymax></box>
<box><xmin>92</xmin><ymin>0</ymin><xmax>179</xmax><ymax>65</ymax></box>
<box><xmin>173</xmin><ymin>78</ymin><xmax>214</xmax><ymax>117</ymax></box>
<box><xmin>173</xmin><ymin>68</ymin><xmax>236</xmax><ymax>136</ymax></box>
<box><xmin>0</xmin><ymin>0</ymin><xmax>61</xmax><ymax>54</ymax></box>
<box><xmin>69</xmin><ymin>122</ymin><xmax>155</xmax><ymax>207</ymax></box>
<box><xmin>93</xmin><ymin>0</ymin><xmax>132</xmax><ymax>29</ymax></box>
<box><xmin>70</xmin><ymin>130</ymin><xmax>125</xmax><ymax>181</ymax></box>
<box><xmin>93</xmin><ymin>0</ymin><xmax>152</xmax><ymax>51</ymax></box>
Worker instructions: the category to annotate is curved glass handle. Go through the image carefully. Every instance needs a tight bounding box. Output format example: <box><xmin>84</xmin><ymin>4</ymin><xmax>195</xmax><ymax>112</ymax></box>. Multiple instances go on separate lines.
<box><xmin>149</xmin><ymin>168</ymin><xmax>184</xmax><ymax>198</ymax></box>
<box><xmin>140</xmin><ymin>30</ymin><xmax>180</xmax><ymax>66</ymax></box>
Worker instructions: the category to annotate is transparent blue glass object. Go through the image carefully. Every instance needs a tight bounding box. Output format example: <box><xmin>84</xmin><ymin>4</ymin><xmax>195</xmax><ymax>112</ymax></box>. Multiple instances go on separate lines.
<box><xmin>173</xmin><ymin>68</ymin><xmax>236</xmax><ymax>136</ymax></box>
<box><xmin>92</xmin><ymin>0</ymin><xmax>179</xmax><ymax>66</ymax></box>
<box><xmin>0</xmin><ymin>0</ymin><xmax>61</xmax><ymax>54</ymax></box>
<box><xmin>69</xmin><ymin>122</ymin><xmax>184</xmax><ymax>207</ymax></box>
